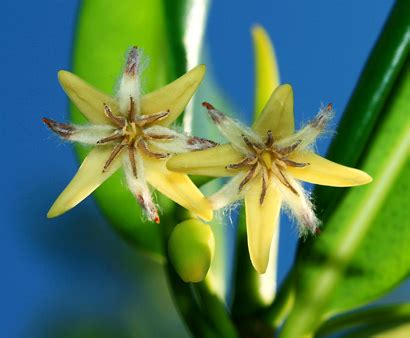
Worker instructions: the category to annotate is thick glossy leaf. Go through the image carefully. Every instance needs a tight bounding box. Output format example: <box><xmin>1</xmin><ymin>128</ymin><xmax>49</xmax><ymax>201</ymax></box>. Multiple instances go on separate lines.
<box><xmin>68</xmin><ymin>0</ymin><xmax>209</xmax><ymax>259</ymax></box>
<box><xmin>316</xmin><ymin>303</ymin><xmax>410</xmax><ymax>338</ymax></box>
<box><xmin>280</xmin><ymin>61</ymin><xmax>410</xmax><ymax>337</ymax></box>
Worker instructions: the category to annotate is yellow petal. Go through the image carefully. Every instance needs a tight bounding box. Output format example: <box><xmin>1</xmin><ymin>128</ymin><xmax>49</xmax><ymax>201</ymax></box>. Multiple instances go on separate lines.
<box><xmin>141</xmin><ymin>65</ymin><xmax>206</xmax><ymax>127</ymax></box>
<box><xmin>252</xmin><ymin>84</ymin><xmax>295</xmax><ymax>139</ymax></box>
<box><xmin>252</xmin><ymin>25</ymin><xmax>280</xmax><ymax>118</ymax></box>
<box><xmin>47</xmin><ymin>146</ymin><xmax>122</xmax><ymax>218</ymax></box>
<box><xmin>144</xmin><ymin>156</ymin><xmax>213</xmax><ymax>222</ymax></box>
<box><xmin>58</xmin><ymin>70</ymin><xmax>118</xmax><ymax>124</ymax></box>
<box><xmin>288</xmin><ymin>151</ymin><xmax>373</xmax><ymax>187</ymax></box>
<box><xmin>166</xmin><ymin>144</ymin><xmax>243</xmax><ymax>177</ymax></box>
<box><xmin>245</xmin><ymin>177</ymin><xmax>282</xmax><ymax>274</ymax></box>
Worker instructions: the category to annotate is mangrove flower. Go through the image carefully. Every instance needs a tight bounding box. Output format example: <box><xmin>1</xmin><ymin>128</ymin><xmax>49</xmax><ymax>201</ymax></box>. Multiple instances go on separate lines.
<box><xmin>44</xmin><ymin>47</ymin><xmax>214</xmax><ymax>222</ymax></box>
<box><xmin>167</xmin><ymin>85</ymin><xmax>372</xmax><ymax>273</ymax></box>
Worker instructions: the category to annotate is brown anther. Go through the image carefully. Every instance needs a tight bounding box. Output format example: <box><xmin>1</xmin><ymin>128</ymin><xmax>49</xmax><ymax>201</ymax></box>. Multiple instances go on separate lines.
<box><xmin>265</xmin><ymin>130</ymin><xmax>274</xmax><ymax>147</ymax></box>
<box><xmin>326</xmin><ymin>103</ymin><xmax>333</xmax><ymax>111</ymax></box>
<box><xmin>137</xmin><ymin>110</ymin><xmax>169</xmax><ymax>126</ymax></box>
<box><xmin>282</xmin><ymin>159</ymin><xmax>310</xmax><ymax>167</ymax></box>
<box><xmin>144</xmin><ymin>133</ymin><xmax>175</xmax><ymax>140</ymax></box>
<box><xmin>128</xmin><ymin>144</ymin><xmax>138</xmax><ymax>178</ymax></box>
<box><xmin>128</xmin><ymin>96</ymin><xmax>137</xmax><ymax>122</ymax></box>
<box><xmin>242</xmin><ymin>135</ymin><xmax>263</xmax><ymax>152</ymax></box>
<box><xmin>137</xmin><ymin>139</ymin><xmax>169</xmax><ymax>159</ymax></box>
<box><xmin>238</xmin><ymin>164</ymin><xmax>258</xmax><ymax>192</ymax></box>
<box><xmin>42</xmin><ymin>118</ymin><xmax>75</xmax><ymax>138</ymax></box>
<box><xmin>96</xmin><ymin>132</ymin><xmax>124</xmax><ymax>144</ymax></box>
<box><xmin>260</xmin><ymin>168</ymin><xmax>269</xmax><ymax>205</ymax></box>
<box><xmin>276</xmin><ymin>140</ymin><xmax>301</xmax><ymax>155</ymax></box>
<box><xmin>104</xmin><ymin>103</ymin><xmax>126</xmax><ymax>128</ymax></box>
<box><xmin>276</xmin><ymin>166</ymin><xmax>299</xmax><ymax>195</ymax></box>
<box><xmin>103</xmin><ymin>141</ymin><xmax>127</xmax><ymax>172</ymax></box>
<box><xmin>226</xmin><ymin>156</ymin><xmax>257</xmax><ymax>170</ymax></box>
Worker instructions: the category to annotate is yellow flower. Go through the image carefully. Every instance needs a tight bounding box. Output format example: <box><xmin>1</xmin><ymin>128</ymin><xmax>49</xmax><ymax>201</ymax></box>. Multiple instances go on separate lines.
<box><xmin>167</xmin><ymin>85</ymin><xmax>372</xmax><ymax>274</ymax></box>
<box><xmin>44</xmin><ymin>47</ymin><xmax>213</xmax><ymax>223</ymax></box>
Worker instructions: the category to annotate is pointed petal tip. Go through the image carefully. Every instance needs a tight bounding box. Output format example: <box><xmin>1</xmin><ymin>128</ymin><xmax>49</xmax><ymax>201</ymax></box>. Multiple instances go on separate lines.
<box><xmin>46</xmin><ymin>204</ymin><xmax>64</xmax><ymax>219</ymax></box>
<box><xmin>199</xmin><ymin>207</ymin><xmax>214</xmax><ymax>222</ymax></box>
<box><xmin>359</xmin><ymin>171</ymin><xmax>373</xmax><ymax>185</ymax></box>
<box><xmin>250</xmin><ymin>252</ymin><xmax>269</xmax><ymax>274</ymax></box>
<box><xmin>189</xmin><ymin>64</ymin><xmax>206</xmax><ymax>85</ymax></box>
<box><xmin>251</xmin><ymin>23</ymin><xmax>264</xmax><ymax>34</ymax></box>
<box><xmin>278</xmin><ymin>83</ymin><xmax>292</xmax><ymax>94</ymax></box>
<box><xmin>57</xmin><ymin>69</ymin><xmax>74</xmax><ymax>85</ymax></box>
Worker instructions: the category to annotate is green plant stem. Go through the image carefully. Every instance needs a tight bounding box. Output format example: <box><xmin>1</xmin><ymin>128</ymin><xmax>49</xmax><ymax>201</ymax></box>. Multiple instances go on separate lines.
<box><xmin>194</xmin><ymin>282</ymin><xmax>239</xmax><ymax>338</ymax></box>
<box><xmin>164</xmin><ymin>262</ymin><xmax>218</xmax><ymax>338</ymax></box>
<box><xmin>316</xmin><ymin>303</ymin><xmax>410</xmax><ymax>337</ymax></box>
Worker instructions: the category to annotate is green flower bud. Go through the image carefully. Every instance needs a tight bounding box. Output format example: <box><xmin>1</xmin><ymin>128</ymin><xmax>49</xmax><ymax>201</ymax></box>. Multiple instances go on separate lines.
<box><xmin>168</xmin><ymin>219</ymin><xmax>215</xmax><ymax>283</ymax></box>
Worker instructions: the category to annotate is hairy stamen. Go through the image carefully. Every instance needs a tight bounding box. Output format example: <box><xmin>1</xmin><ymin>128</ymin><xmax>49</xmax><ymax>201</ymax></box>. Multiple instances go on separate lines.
<box><xmin>128</xmin><ymin>145</ymin><xmax>138</xmax><ymax>178</ymax></box>
<box><xmin>137</xmin><ymin>139</ymin><xmax>169</xmax><ymax>159</ymax></box>
<box><xmin>265</xmin><ymin>130</ymin><xmax>274</xmax><ymax>147</ymax></box>
<box><xmin>282</xmin><ymin>158</ymin><xmax>310</xmax><ymax>167</ymax></box>
<box><xmin>276</xmin><ymin>166</ymin><xmax>299</xmax><ymax>195</ymax></box>
<box><xmin>242</xmin><ymin>135</ymin><xmax>263</xmax><ymax>153</ymax></box>
<box><xmin>239</xmin><ymin>164</ymin><xmax>258</xmax><ymax>192</ymax></box>
<box><xmin>103</xmin><ymin>140</ymin><xmax>127</xmax><ymax>172</ymax></box>
<box><xmin>260</xmin><ymin>167</ymin><xmax>269</xmax><ymax>205</ymax></box>
<box><xmin>96</xmin><ymin>132</ymin><xmax>124</xmax><ymax>144</ymax></box>
<box><xmin>226</xmin><ymin>156</ymin><xmax>257</xmax><ymax>170</ymax></box>
<box><xmin>128</xmin><ymin>96</ymin><xmax>137</xmax><ymax>122</ymax></box>
<box><xmin>104</xmin><ymin>104</ymin><xmax>126</xmax><ymax>128</ymax></box>
<box><xmin>144</xmin><ymin>133</ymin><xmax>176</xmax><ymax>140</ymax></box>
<box><xmin>137</xmin><ymin>110</ymin><xmax>169</xmax><ymax>126</ymax></box>
<box><xmin>276</xmin><ymin>140</ymin><xmax>302</xmax><ymax>155</ymax></box>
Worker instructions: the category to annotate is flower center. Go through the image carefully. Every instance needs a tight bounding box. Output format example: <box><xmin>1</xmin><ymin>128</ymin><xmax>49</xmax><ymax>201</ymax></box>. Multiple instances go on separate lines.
<box><xmin>123</xmin><ymin>121</ymin><xmax>142</xmax><ymax>143</ymax></box>
<box><xmin>227</xmin><ymin>130</ymin><xmax>310</xmax><ymax>204</ymax></box>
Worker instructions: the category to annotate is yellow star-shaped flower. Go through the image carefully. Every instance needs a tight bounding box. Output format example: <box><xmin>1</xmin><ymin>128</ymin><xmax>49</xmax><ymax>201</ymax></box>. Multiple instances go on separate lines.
<box><xmin>44</xmin><ymin>47</ymin><xmax>213</xmax><ymax>223</ymax></box>
<box><xmin>167</xmin><ymin>85</ymin><xmax>372</xmax><ymax>273</ymax></box>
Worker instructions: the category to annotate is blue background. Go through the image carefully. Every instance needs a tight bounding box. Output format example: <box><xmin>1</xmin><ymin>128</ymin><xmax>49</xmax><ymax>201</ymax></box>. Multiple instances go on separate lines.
<box><xmin>1</xmin><ymin>0</ymin><xmax>406</xmax><ymax>337</ymax></box>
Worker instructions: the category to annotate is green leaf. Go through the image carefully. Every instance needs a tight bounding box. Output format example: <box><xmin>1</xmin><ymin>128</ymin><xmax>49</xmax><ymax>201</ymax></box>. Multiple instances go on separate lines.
<box><xmin>68</xmin><ymin>0</ymin><xmax>209</xmax><ymax>260</ymax></box>
<box><xmin>316</xmin><ymin>303</ymin><xmax>410</xmax><ymax>338</ymax></box>
<box><xmin>342</xmin><ymin>321</ymin><xmax>410</xmax><ymax>338</ymax></box>
<box><xmin>279</xmin><ymin>60</ymin><xmax>410</xmax><ymax>337</ymax></box>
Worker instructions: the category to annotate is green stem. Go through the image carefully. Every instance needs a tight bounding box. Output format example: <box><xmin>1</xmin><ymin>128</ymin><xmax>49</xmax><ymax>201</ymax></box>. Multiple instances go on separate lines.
<box><xmin>165</xmin><ymin>262</ymin><xmax>218</xmax><ymax>338</ymax></box>
<box><xmin>316</xmin><ymin>303</ymin><xmax>410</xmax><ymax>337</ymax></box>
<box><xmin>194</xmin><ymin>282</ymin><xmax>239</xmax><ymax>338</ymax></box>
